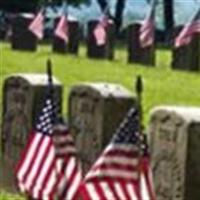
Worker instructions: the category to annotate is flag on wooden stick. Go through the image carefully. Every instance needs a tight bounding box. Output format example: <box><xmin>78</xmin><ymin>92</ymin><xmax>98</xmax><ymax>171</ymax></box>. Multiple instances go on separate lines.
<box><xmin>175</xmin><ymin>8</ymin><xmax>200</xmax><ymax>48</ymax></box>
<box><xmin>139</xmin><ymin>4</ymin><xmax>155</xmax><ymax>48</ymax></box>
<box><xmin>79</xmin><ymin>108</ymin><xmax>142</xmax><ymax>200</ymax></box>
<box><xmin>29</xmin><ymin>10</ymin><xmax>44</xmax><ymax>40</ymax></box>
<box><xmin>54</xmin><ymin>16</ymin><xmax>69</xmax><ymax>43</ymax></box>
<box><xmin>93</xmin><ymin>15</ymin><xmax>109</xmax><ymax>46</ymax></box>
<box><xmin>15</xmin><ymin>64</ymin><xmax>82</xmax><ymax>200</ymax></box>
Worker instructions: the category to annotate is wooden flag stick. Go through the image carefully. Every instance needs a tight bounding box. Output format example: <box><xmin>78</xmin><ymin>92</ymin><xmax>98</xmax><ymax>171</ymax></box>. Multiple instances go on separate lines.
<box><xmin>47</xmin><ymin>58</ymin><xmax>53</xmax><ymax>86</ymax></box>
<box><xmin>135</xmin><ymin>75</ymin><xmax>143</xmax><ymax>132</ymax></box>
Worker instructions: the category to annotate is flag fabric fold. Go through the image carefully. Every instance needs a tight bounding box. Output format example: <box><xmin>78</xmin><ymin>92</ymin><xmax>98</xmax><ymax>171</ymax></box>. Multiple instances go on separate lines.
<box><xmin>54</xmin><ymin>15</ymin><xmax>69</xmax><ymax>43</ymax></box>
<box><xmin>93</xmin><ymin>15</ymin><xmax>109</xmax><ymax>46</ymax></box>
<box><xmin>28</xmin><ymin>10</ymin><xmax>44</xmax><ymax>40</ymax></box>
<box><xmin>79</xmin><ymin>108</ymin><xmax>142</xmax><ymax>200</ymax></box>
<box><xmin>139</xmin><ymin>4</ymin><xmax>155</xmax><ymax>48</ymax></box>
<box><xmin>175</xmin><ymin>8</ymin><xmax>200</xmax><ymax>48</ymax></box>
<box><xmin>15</xmin><ymin>82</ymin><xmax>81</xmax><ymax>200</ymax></box>
<box><xmin>79</xmin><ymin>108</ymin><xmax>156</xmax><ymax>200</ymax></box>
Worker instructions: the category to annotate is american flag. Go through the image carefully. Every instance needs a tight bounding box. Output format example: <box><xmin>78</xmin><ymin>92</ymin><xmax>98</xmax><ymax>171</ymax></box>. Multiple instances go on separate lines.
<box><xmin>139</xmin><ymin>4</ymin><xmax>155</xmax><ymax>48</ymax></box>
<box><xmin>54</xmin><ymin>15</ymin><xmax>69</xmax><ymax>43</ymax></box>
<box><xmin>29</xmin><ymin>10</ymin><xmax>44</xmax><ymax>40</ymax></box>
<box><xmin>93</xmin><ymin>15</ymin><xmax>109</xmax><ymax>46</ymax></box>
<box><xmin>175</xmin><ymin>8</ymin><xmax>200</xmax><ymax>48</ymax></box>
<box><xmin>140</xmin><ymin>134</ymin><xmax>156</xmax><ymax>200</ymax></box>
<box><xmin>15</xmin><ymin>82</ymin><xmax>81</xmax><ymax>199</ymax></box>
<box><xmin>80</xmin><ymin>108</ymin><xmax>142</xmax><ymax>200</ymax></box>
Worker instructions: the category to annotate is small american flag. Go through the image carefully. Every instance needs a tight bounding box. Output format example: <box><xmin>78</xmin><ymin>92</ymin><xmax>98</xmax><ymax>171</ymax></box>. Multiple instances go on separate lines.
<box><xmin>54</xmin><ymin>15</ymin><xmax>69</xmax><ymax>43</ymax></box>
<box><xmin>80</xmin><ymin>108</ymin><xmax>141</xmax><ymax>200</ymax></box>
<box><xmin>93</xmin><ymin>15</ymin><xmax>109</xmax><ymax>46</ymax></box>
<box><xmin>29</xmin><ymin>10</ymin><xmax>44</xmax><ymax>40</ymax></box>
<box><xmin>140</xmin><ymin>134</ymin><xmax>156</xmax><ymax>200</ymax></box>
<box><xmin>139</xmin><ymin>5</ymin><xmax>155</xmax><ymax>48</ymax></box>
<box><xmin>175</xmin><ymin>8</ymin><xmax>200</xmax><ymax>48</ymax></box>
<box><xmin>15</xmin><ymin>82</ymin><xmax>81</xmax><ymax>199</ymax></box>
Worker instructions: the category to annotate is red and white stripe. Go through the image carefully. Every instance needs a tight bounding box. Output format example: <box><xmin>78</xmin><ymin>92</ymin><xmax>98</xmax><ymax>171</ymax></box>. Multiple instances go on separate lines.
<box><xmin>53</xmin><ymin>129</ymin><xmax>82</xmax><ymax>200</ymax></box>
<box><xmin>54</xmin><ymin>15</ymin><xmax>69</xmax><ymax>43</ymax></box>
<box><xmin>175</xmin><ymin>19</ymin><xmax>200</xmax><ymax>48</ymax></box>
<box><xmin>140</xmin><ymin>157</ymin><xmax>156</xmax><ymax>200</ymax></box>
<box><xmin>29</xmin><ymin>11</ymin><xmax>44</xmax><ymax>40</ymax></box>
<box><xmin>80</xmin><ymin>143</ymin><xmax>141</xmax><ymax>200</ymax></box>
<box><xmin>93</xmin><ymin>16</ymin><xmax>108</xmax><ymax>46</ymax></box>
<box><xmin>140</xmin><ymin>18</ymin><xmax>154</xmax><ymax>48</ymax></box>
<box><xmin>15</xmin><ymin>131</ymin><xmax>58</xmax><ymax>200</ymax></box>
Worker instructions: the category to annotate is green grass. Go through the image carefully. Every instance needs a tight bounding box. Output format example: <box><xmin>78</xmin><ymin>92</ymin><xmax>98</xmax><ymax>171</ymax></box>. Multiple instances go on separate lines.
<box><xmin>1</xmin><ymin>42</ymin><xmax>200</xmax><ymax>124</ymax></box>
<box><xmin>0</xmin><ymin>41</ymin><xmax>200</xmax><ymax>199</ymax></box>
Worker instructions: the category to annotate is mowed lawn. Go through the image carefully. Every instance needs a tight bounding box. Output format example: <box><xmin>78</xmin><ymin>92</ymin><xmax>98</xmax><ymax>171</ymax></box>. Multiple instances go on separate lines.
<box><xmin>0</xmin><ymin>41</ymin><xmax>200</xmax><ymax>199</ymax></box>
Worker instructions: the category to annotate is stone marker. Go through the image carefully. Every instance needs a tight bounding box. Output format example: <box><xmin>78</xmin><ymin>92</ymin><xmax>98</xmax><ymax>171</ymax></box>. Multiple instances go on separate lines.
<box><xmin>11</xmin><ymin>13</ymin><xmax>37</xmax><ymax>51</ymax></box>
<box><xmin>127</xmin><ymin>23</ymin><xmax>155</xmax><ymax>66</ymax></box>
<box><xmin>87</xmin><ymin>20</ymin><xmax>115</xmax><ymax>60</ymax></box>
<box><xmin>0</xmin><ymin>74</ymin><xmax>62</xmax><ymax>192</ymax></box>
<box><xmin>68</xmin><ymin>83</ymin><xmax>136</xmax><ymax>173</ymax></box>
<box><xmin>148</xmin><ymin>106</ymin><xmax>200</xmax><ymax>200</ymax></box>
<box><xmin>52</xmin><ymin>16</ymin><xmax>80</xmax><ymax>55</ymax></box>
<box><xmin>171</xmin><ymin>27</ymin><xmax>200</xmax><ymax>71</ymax></box>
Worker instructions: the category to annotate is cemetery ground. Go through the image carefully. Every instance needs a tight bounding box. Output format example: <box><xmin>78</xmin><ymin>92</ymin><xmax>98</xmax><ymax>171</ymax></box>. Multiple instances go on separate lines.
<box><xmin>0</xmin><ymin>41</ymin><xmax>200</xmax><ymax>199</ymax></box>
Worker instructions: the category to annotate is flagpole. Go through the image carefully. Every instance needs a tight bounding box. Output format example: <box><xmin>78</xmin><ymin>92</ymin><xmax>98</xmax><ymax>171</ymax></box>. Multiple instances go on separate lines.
<box><xmin>135</xmin><ymin>75</ymin><xmax>144</xmax><ymax>198</ymax></box>
<box><xmin>135</xmin><ymin>75</ymin><xmax>143</xmax><ymax>132</ymax></box>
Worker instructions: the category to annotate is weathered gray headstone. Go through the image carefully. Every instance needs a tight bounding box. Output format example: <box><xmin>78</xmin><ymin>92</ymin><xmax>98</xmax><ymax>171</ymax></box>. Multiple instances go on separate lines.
<box><xmin>149</xmin><ymin>106</ymin><xmax>200</xmax><ymax>200</ymax></box>
<box><xmin>11</xmin><ymin>13</ymin><xmax>37</xmax><ymax>51</ymax></box>
<box><xmin>0</xmin><ymin>74</ymin><xmax>62</xmax><ymax>192</ymax></box>
<box><xmin>172</xmin><ymin>27</ymin><xmax>200</xmax><ymax>71</ymax></box>
<box><xmin>68</xmin><ymin>83</ymin><xmax>136</xmax><ymax>173</ymax></box>
<box><xmin>87</xmin><ymin>20</ymin><xmax>115</xmax><ymax>60</ymax></box>
<box><xmin>127</xmin><ymin>23</ymin><xmax>155</xmax><ymax>66</ymax></box>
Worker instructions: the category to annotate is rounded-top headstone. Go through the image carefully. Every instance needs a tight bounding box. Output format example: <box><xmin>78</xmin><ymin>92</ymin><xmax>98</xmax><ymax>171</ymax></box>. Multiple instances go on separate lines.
<box><xmin>149</xmin><ymin>106</ymin><xmax>200</xmax><ymax>200</ymax></box>
<box><xmin>68</xmin><ymin>83</ymin><xmax>137</xmax><ymax>173</ymax></box>
<box><xmin>1</xmin><ymin>73</ymin><xmax>63</xmax><ymax>192</ymax></box>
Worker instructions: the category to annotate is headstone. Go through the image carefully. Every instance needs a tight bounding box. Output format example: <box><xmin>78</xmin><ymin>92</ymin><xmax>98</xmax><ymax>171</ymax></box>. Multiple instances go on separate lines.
<box><xmin>171</xmin><ymin>26</ymin><xmax>200</xmax><ymax>71</ymax></box>
<box><xmin>127</xmin><ymin>23</ymin><xmax>155</xmax><ymax>66</ymax></box>
<box><xmin>87</xmin><ymin>20</ymin><xmax>115</xmax><ymax>60</ymax></box>
<box><xmin>0</xmin><ymin>74</ymin><xmax>62</xmax><ymax>192</ymax></box>
<box><xmin>149</xmin><ymin>106</ymin><xmax>200</xmax><ymax>200</ymax></box>
<box><xmin>52</xmin><ymin>16</ymin><xmax>80</xmax><ymax>55</ymax></box>
<box><xmin>68</xmin><ymin>83</ymin><xmax>136</xmax><ymax>173</ymax></box>
<box><xmin>11</xmin><ymin>13</ymin><xmax>37</xmax><ymax>51</ymax></box>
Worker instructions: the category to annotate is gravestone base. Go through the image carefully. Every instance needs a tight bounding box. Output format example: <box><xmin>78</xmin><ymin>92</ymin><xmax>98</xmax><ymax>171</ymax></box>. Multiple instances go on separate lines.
<box><xmin>69</xmin><ymin>83</ymin><xmax>136</xmax><ymax>173</ymax></box>
<box><xmin>149</xmin><ymin>106</ymin><xmax>200</xmax><ymax>200</ymax></box>
<box><xmin>87</xmin><ymin>20</ymin><xmax>115</xmax><ymax>60</ymax></box>
<box><xmin>11</xmin><ymin>14</ymin><xmax>37</xmax><ymax>51</ymax></box>
<box><xmin>127</xmin><ymin>23</ymin><xmax>155</xmax><ymax>66</ymax></box>
<box><xmin>1</xmin><ymin>74</ymin><xmax>62</xmax><ymax>192</ymax></box>
<box><xmin>172</xmin><ymin>27</ymin><xmax>200</xmax><ymax>71</ymax></box>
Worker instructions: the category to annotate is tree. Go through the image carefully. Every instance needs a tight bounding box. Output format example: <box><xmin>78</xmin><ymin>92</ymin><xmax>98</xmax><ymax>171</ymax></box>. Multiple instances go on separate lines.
<box><xmin>163</xmin><ymin>0</ymin><xmax>174</xmax><ymax>39</ymax></box>
<box><xmin>114</xmin><ymin>0</ymin><xmax>126</xmax><ymax>32</ymax></box>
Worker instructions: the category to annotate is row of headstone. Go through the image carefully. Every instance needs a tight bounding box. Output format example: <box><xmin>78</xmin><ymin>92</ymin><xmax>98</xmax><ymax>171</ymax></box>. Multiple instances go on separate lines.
<box><xmin>10</xmin><ymin>14</ymin><xmax>200</xmax><ymax>71</ymax></box>
<box><xmin>8</xmin><ymin>14</ymin><xmax>155</xmax><ymax>65</ymax></box>
<box><xmin>1</xmin><ymin>73</ymin><xmax>200</xmax><ymax>200</ymax></box>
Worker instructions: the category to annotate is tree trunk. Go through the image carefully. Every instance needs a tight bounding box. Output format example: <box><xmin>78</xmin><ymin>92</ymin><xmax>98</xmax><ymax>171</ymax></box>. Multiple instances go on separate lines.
<box><xmin>96</xmin><ymin>0</ymin><xmax>107</xmax><ymax>11</ymax></box>
<box><xmin>115</xmin><ymin>0</ymin><xmax>126</xmax><ymax>33</ymax></box>
<box><xmin>163</xmin><ymin>0</ymin><xmax>174</xmax><ymax>43</ymax></box>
